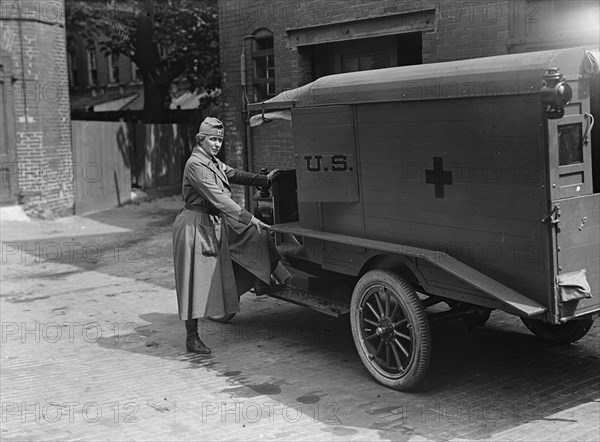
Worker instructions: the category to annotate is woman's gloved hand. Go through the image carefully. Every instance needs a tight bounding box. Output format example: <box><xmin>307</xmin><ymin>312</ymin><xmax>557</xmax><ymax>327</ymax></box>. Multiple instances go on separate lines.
<box><xmin>250</xmin><ymin>215</ymin><xmax>270</xmax><ymax>234</ymax></box>
<box><xmin>267</xmin><ymin>169</ymin><xmax>281</xmax><ymax>184</ymax></box>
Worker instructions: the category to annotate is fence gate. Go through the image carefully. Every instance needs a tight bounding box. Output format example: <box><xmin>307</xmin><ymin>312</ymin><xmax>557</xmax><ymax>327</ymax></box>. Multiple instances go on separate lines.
<box><xmin>71</xmin><ymin>121</ymin><xmax>133</xmax><ymax>214</ymax></box>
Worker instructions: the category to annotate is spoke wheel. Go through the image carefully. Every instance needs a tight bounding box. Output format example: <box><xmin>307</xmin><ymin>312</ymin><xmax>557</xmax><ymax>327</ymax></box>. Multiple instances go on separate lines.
<box><xmin>350</xmin><ymin>270</ymin><xmax>431</xmax><ymax>390</ymax></box>
<box><xmin>521</xmin><ymin>317</ymin><xmax>594</xmax><ymax>345</ymax></box>
<box><xmin>207</xmin><ymin>313</ymin><xmax>236</xmax><ymax>324</ymax></box>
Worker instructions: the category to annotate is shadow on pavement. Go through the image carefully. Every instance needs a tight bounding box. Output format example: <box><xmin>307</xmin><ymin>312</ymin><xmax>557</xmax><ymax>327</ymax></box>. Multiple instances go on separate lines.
<box><xmin>4</xmin><ymin>198</ymin><xmax>599</xmax><ymax>439</ymax></box>
<box><xmin>95</xmin><ymin>297</ymin><xmax>600</xmax><ymax>441</ymax></box>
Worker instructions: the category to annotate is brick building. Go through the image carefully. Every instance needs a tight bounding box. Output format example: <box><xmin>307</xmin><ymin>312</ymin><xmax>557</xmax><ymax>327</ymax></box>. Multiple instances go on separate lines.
<box><xmin>67</xmin><ymin>36</ymin><xmax>203</xmax><ymax>116</ymax></box>
<box><xmin>67</xmin><ymin>34</ymin><xmax>145</xmax><ymax>114</ymax></box>
<box><xmin>217</xmin><ymin>0</ymin><xmax>600</xmax><ymax>206</ymax></box>
<box><xmin>1</xmin><ymin>0</ymin><xmax>73</xmax><ymax>217</ymax></box>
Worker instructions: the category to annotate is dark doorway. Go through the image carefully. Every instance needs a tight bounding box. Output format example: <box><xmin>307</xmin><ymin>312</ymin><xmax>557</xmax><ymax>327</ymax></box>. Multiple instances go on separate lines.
<box><xmin>311</xmin><ymin>32</ymin><xmax>422</xmax><ymax>80</ymax></box>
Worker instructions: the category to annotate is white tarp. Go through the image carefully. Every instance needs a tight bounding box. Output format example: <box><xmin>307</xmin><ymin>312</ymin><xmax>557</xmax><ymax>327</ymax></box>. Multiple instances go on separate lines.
<box><xmin>249</xmin><ymin>110</ymin><xmax>292</xmax><ymax>127</ymax></box>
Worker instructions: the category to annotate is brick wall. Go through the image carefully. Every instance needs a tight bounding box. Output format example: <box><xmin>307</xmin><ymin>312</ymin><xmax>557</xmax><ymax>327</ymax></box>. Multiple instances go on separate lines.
<box><xmin>423</xmin><ymin>1</ymin><xmax>510</xmax><ymax>62</ymax></box>
<box><xmin>2</xmin><ymin>0</ymin><xmax>74</xmax><ymax>217</ymax></box>
<box><xmin>217</xmin><ymin>0</ymin><xmax>514</xmax><ymax>207</ymax></box>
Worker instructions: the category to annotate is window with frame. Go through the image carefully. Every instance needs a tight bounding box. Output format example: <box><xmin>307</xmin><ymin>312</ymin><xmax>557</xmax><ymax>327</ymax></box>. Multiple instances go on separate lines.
<box><xmin>67</xmin><ymin>51</ymin><xmax>78</xmax><ymax>87</ymax></box>
<box><xmin>157</xmin><ymin>44</ymin><xmax>168</xmax><ymax>59</ymax></box>
<box><xmin>558</xmin><ymin>123</ymin><xmax>584</xmax><ymax>166</ymax></box>
<box><xmin>86</xmin><ymin>42</ymin><xmax>98</xmax><ymax>85</ymax></box>
<box><xmin>109</xmin><ymin>52</ymin><xmax>120</xmax><ymax>84</ymax></box>
<box><xmin>252</xmin><ymin>29</ymin><xmax>275</xmax><ymax>101</ymax></box>
<box><xmin>131</xmin><ymin>61</ymin><xmax>141</xmax><ymax>82</ymax></box>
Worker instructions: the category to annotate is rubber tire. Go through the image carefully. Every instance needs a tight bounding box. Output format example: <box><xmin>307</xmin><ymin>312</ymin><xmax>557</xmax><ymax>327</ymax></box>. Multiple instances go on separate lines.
<box><xmin>350</xmin><ymin>270</ymin><xmax>431</xmax><ymax>391</ymax></box>
<box><xmin>521</xmin><ymin>317</ymin><xmax>594</xmax><ymax>345</ymax></box>
<box><xmin>207</xmin><ymin>313</ymin><xmax>236</xmax><ymax>324</ymax></box>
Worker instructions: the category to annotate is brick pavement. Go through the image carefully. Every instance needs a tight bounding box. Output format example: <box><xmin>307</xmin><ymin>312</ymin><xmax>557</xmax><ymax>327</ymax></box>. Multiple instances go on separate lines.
<box><xmin>1</xmin><ymin>197</ymin><xmax>599</xmax><ymax>441</ymax></box>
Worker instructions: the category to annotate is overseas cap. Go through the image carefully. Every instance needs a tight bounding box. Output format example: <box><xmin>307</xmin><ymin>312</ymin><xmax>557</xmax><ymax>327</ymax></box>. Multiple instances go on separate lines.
<box><xmin>198</xmin><ymin>117</ymin><xmax>224</xmax><ymax>137</ymax></box>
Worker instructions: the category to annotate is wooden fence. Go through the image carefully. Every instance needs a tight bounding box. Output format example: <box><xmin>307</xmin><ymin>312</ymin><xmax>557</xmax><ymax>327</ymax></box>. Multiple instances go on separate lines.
<box><xmin>134</xmin><ymin>123</ymin><xmax>196</xmax><ymax>191</ymax></box>
<box><xmin>72</xmin><ymin>121</ymin><xmax>196</xmax><ymax>214</ymax></box>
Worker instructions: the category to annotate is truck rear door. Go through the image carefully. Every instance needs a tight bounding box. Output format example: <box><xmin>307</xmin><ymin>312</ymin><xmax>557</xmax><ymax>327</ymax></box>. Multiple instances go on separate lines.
<box><xmin>547</xmin><ymin>86</ymin><xmax>599</xmax><ymax>319</ymax></box>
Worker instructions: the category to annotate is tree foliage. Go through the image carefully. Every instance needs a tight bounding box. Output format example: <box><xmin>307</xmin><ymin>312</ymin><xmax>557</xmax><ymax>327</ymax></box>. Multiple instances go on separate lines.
<box><xmin>65</xmin><ymin>0</ymin><xmax>220</xmax><ymax>122</ymax></box>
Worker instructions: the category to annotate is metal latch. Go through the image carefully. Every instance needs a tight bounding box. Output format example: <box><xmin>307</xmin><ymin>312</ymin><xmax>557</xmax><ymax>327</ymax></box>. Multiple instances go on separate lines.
<box><xmin>542</xmin><ymin>205</ymin><xmax>561</xmax><ymax>232</ymax></box>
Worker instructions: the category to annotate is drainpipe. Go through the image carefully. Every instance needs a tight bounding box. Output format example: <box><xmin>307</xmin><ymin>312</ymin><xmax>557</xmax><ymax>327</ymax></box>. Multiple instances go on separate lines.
<box><xmin>240</xmin><ymin>35</ymin><xmax>254</xmax><ymax>210</ymax></box>
<box><xmin>17</xmin><ymin>10</ymin><xmax>28</xmax><ymax>131</ymax></box>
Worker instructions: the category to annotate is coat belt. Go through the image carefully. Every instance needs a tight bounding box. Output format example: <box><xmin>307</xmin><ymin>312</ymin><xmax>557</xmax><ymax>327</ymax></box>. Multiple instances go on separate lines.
<box><xmin>184</xmin><ymin>204</ymin><xmax>219</xmax><ymax>216</ymax></box>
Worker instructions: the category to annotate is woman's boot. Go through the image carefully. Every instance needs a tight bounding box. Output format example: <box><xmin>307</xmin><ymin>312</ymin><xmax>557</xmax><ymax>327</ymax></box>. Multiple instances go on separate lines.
<box><xmin>184</xmin><ymin>319</ymin><xmax>211</xmax><ymax>354</ymax></box>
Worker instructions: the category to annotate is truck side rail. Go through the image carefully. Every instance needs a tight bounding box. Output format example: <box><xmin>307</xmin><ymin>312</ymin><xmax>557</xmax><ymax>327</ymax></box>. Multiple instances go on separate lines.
<box><xmin>269</xmin><ymin>222</ymin><xmax>546</xmax><ymax>317</ymax></box>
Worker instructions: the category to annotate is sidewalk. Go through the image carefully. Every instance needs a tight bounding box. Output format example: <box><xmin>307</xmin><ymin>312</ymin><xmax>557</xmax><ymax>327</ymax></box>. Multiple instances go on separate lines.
<box><xmin>1</xmin><ymin>197</ymin><xmax>599</xmax><ymax>441</ymax></box>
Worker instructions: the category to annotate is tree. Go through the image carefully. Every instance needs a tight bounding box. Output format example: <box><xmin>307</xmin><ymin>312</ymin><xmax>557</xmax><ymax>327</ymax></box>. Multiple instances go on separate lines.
<box><xmin>65</xmin><ymin>0</ymin><xmax>220</xmax><ymax>122</ymax></box>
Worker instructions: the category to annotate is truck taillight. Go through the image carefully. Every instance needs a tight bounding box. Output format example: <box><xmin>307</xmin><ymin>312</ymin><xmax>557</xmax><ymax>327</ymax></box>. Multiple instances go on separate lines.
<box><xmin>541</xmin><ymin>68</ymin><xmax>573</xmax><ymax>119</ymax></box>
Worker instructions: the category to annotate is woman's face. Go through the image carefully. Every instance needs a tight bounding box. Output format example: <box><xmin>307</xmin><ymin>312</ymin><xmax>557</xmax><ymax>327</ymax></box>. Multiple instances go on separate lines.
<box><xmin>200</xmin><ymin>135</ymin><xmax>223</xmax><ymax>158</ymax></box>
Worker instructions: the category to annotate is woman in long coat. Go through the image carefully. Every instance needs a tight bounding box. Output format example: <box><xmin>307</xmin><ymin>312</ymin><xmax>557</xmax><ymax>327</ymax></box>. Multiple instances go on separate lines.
<box><xmin>173</xmin><ymin>117</ymin><xmax>290</xmax><ymax>354</ymax></box>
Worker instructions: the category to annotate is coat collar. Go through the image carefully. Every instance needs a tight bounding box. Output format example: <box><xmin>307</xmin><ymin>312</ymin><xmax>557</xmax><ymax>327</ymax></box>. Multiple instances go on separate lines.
<box><xmin>192</xmin><ymin>146</ymin><xmax>228</xmax><ymax>183</ymax></box>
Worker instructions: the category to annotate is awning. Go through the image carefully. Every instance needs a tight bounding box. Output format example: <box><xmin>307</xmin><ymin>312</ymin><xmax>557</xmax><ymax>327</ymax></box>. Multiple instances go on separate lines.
<box><xmin>169</xmin><ymin>91</ymin><xmax>201</xmax><ymax>110</ymax></box>
<box><xmin>93</xmin><ymin>94</ymin><xmax>138</xmax><ymax>112</ymax></box>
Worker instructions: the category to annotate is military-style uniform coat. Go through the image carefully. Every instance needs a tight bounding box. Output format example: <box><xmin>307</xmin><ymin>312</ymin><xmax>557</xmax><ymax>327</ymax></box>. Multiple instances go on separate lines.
<box><xmin>172</xmin><ymin>146</ymin><xmax>277</xmax><ymax>320</ymax></box>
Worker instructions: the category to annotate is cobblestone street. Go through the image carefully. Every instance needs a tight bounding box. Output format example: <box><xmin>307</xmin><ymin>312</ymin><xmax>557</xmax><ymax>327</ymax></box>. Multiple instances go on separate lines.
<box><xmin>1</xmin><ymin>197</ymin><xmax>599</xmax><ymax>441</ymax></box>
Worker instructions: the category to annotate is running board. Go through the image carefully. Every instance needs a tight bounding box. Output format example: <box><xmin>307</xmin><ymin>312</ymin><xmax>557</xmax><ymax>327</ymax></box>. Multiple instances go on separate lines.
<box><xmin>267</xmin><ymin>286</ymin><xmax>350</xmax><ymax>318</ymax></box>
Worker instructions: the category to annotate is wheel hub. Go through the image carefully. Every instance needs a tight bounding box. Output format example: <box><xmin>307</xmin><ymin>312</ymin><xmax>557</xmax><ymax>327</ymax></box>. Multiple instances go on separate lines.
<box><xmin>376</xmin><ymin>317</ymin><xmax>395</xmax><ymax>342</ymax></box>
